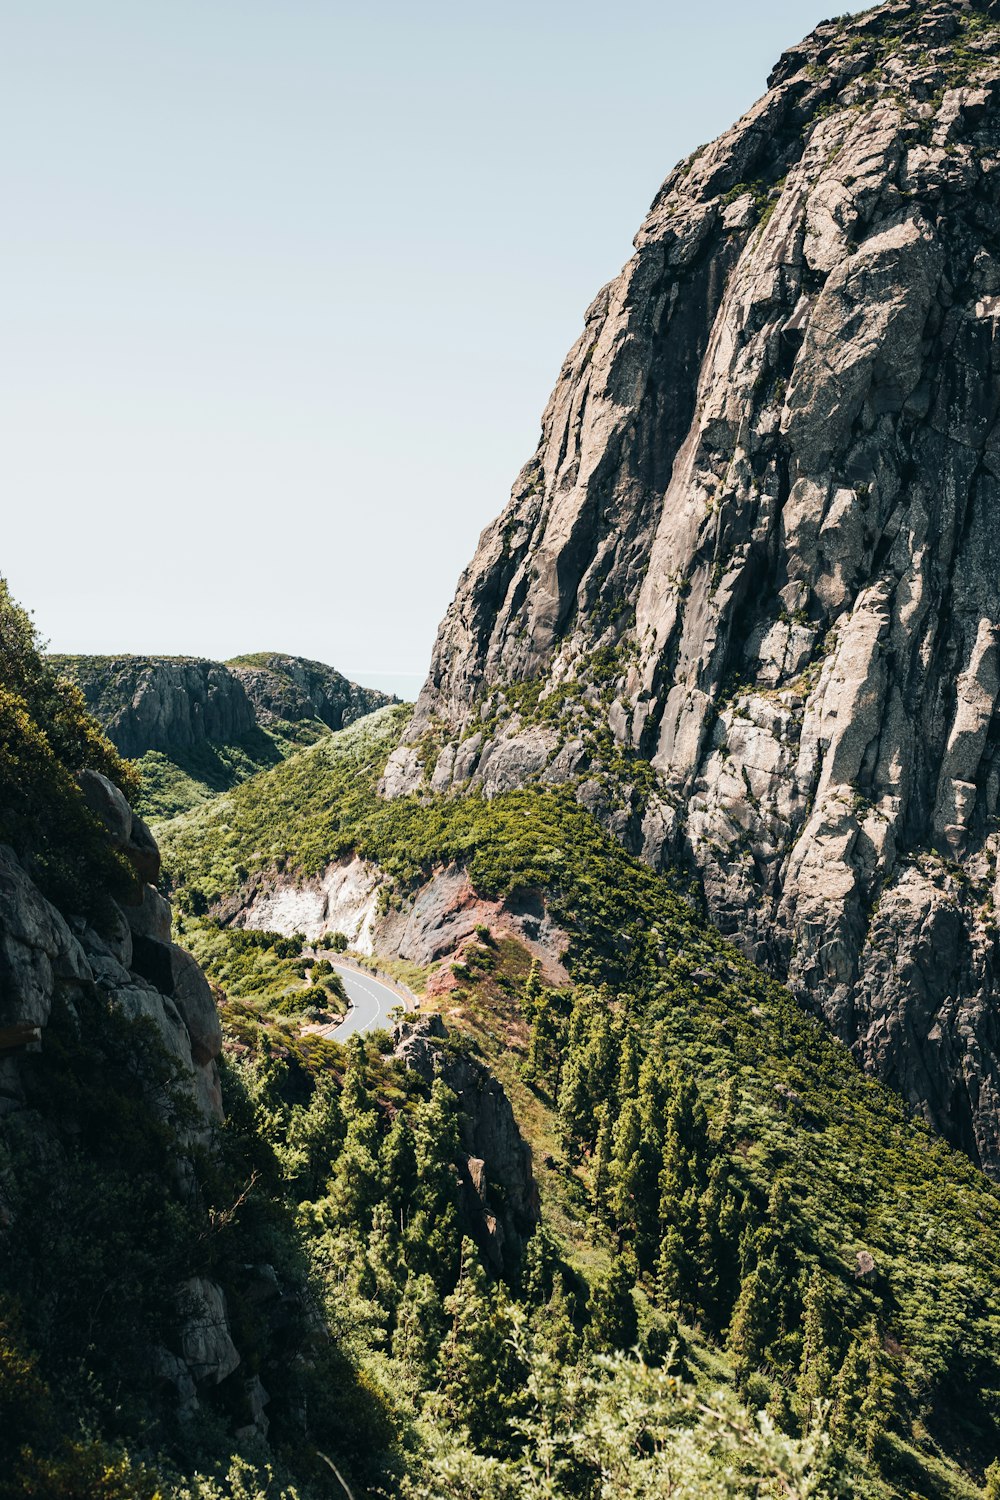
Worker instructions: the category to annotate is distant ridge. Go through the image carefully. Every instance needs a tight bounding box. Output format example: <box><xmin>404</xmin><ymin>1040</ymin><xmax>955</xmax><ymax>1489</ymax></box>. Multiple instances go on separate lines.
<box><xmin>51</xmin><ymin>651</ymin><xmax>397</xmax><ymax>818</ymax></box>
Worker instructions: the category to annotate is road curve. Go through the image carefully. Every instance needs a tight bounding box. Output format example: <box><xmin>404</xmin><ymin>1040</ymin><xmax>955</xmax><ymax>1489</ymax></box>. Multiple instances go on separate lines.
<box><xmin>320</xmin><ymin>964</ymin><xmax>406</xmax><ymax>1041</ymax></box>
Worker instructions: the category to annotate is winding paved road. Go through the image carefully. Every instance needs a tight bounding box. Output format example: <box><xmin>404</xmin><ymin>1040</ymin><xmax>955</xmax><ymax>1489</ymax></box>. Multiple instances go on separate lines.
<box><xmin>320</xmin><ymin>964</ymin><xmax>406</xmax><ymax>1041</ymax></box>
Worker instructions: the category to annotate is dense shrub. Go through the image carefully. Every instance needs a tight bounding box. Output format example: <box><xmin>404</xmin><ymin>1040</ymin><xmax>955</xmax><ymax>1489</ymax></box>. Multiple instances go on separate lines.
<box><xmin>0</xmin><ymin>580</ymin><xmax>138</xmax><ymax>917</ymax></box>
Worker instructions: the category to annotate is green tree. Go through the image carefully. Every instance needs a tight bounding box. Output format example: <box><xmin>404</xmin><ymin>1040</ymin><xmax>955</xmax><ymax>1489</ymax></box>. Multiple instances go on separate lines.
<box><xmin>586</xmin><ymin>1254</ymin><xmax>639</xmax><ymax>1354</ymax></box>
<box><xmin>728</xmin><ymin>1269</ymin><xmax>771</xmax><ymax>1390</ymax></box>
<box><xmin>795</xmin><ymin>1269</ymin><xmax>834</xmax><ymax>1424</ymax></box>
<box><xmin>694</xmin><ymin>1155</ymin><xmax>742</xmax><ymax>1332</ymax></box>
<box><xmin>438</xmin><ymin>1239</ymin><xmax>525</xmax><ymax>1450</ymax></box>
<box><xmin>382</xmin><ymin>1112</ymin><xmax>418</xmax><ymax>1232</ymax></box>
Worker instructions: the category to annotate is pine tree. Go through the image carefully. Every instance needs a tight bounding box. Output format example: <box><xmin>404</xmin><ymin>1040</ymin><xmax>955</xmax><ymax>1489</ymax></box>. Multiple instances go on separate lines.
<box><xmin>632</xmin><ymin>1046</ymin><xmax>668</xmax><ymax>1268</ymax></box>
<box><xmin>585</xmin><ymin>1003</ymin><xmax>619</xmax><ymax>1105</ymax></box>
<box><xmin>656</xmin><ymin>1223</ymin><xmax>686</xmax><ymax>1308</ymax></box>
<box><xmin>727</xmin><ymin>1268</ymin><xmax>771</xmax><ymax>1390</ymax></box>
<box><xmin>858</xmin><ymin>1320</ymin><xmax>890</xmax><ymax>1460</ymax></box>
<box><xmin>585</xmin><ymin>1253</ymin><xmax>639</xmax><ymax>1354</ymax></box>
<box><xmin>557</xmin><ymin>992</ymin><xmax>618</xmax><ymax>1158</ymax></box>
<box><xmin>694</xmin><ymin>1155</ymin><xmax>742</xmax><ymax>1331</ymax></box>
<box><xmin>439</xmin><ymin>1238</ymin><xmax>525</xmax><ymax>1450</ymax></box>
<box><xmin>405</xmin><ymin>1080</ymin><xmax>463</xmax><ymax>1285</ymax></box>
<box><xmin>365</xmin><ymin>1199</ymin><xmax>402</xmax><ymax>1341</ymax></box>
<box><xmin>557</xmin><ymin>1049</ymin><xmax>592</xmax><ymax>1160</ymax></box>
<box><xmin>324</xmin><ymin>1086</ymin><xmax>381</xmax><ymax>1228</ymax></box>
<box><xmin>392</xmin><ymin>1270</ymin><xmax>445</xmax><ymax>1379</ymax></box>
<box><xmin>283</xmin><ymin>1070</ymin><xmax>344</xmax><ymax>1200</ymax></box>
<box><xmin>831</xmin><ymin>1318</ymin><xmax>888</xmax><ymax>1457</ymax></box>
<box><xmin>341</xmin><ymin>1034</ymin><xmax>373</xmax><ymax>1117</ymax></box>
<box><xmin>795</xmin><ymin>1268</ymin><xmax>834</xmax><ymax>1423</ymax></box>
<box><xmin>656</xmin><ymin>1074</ymin><xmax>705</xmax><ymax>1315</ymax></box>
<box><xmin>523</xmin><ymin>956</ymin><xmax>542</xmax><ymax>1013</ymax></box>
<box><xmin>830</xmin><ymin>1328</ymin><xmax>867</xmax><ymax>1444</ymax></box>
<box><xmin>591</xmin><ymin>1103</ymin><xmax>614</xmax><ymax>1223</ymax></box>
<box><xmin>527</xmin><ymin>992</ymin><xmax>558</xmax><ymax>1086</ymax></box>
<box><xmin>616</xmin><ymin>1027</ymin><xmax>640</xmax><ymax>1102</ymax></box>
<box><xmin>738</xmin><ymin>1175</ymin><xmax>800</xmax><ymax>1361</ymax></box>
<box><xmin>520</xmin><ymin>1225</ymin><xmax>559</xmax><ymax>1305</ymax></box>
<box><xmin>609</xmin><ymin>1096</ymin><xmax>644</xmax><ymax>1239</ymax></box>
<box><xmin>713</xmin><ymin>1073</ymin><xmax>739</xmax><ymax>1150</ymax></box>
<box><xmin>534</xmin><ymin>1271</ymin><xmax>579</xmax><ymax>1365</ymax></box>
<box><xmin>381</xmin><ymin>1112</ymin><xmax>418</xmax><ymax>1233</ymax></box>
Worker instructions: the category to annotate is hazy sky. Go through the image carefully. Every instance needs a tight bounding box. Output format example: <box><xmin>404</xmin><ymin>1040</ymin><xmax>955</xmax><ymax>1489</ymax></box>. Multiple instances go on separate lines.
<box><xmin>3</xmin><ymin>1</ymin><xmax>863</xmax><ymax>699</ymax></box>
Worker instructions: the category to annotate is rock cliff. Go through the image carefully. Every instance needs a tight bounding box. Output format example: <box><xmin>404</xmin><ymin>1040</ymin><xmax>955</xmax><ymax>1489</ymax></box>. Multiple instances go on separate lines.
<box><xmin>54</xmin><ymin>652</ymin><xmax>395</xmax><ymax>760</ymax></box>
<box><xmin>53</xmin><ymin>656</ymin><xmax>258</xmax><ymax>760</ymax></box>
<box><xmin>228</xmin><ymin>652</ymin><xmax>397</xmax><ymax>733</ymax></box>
<box><xmin>385</xmin><ymin>0</ymin><xmax>1000</xmax><ymax>1174</ymax></box>
<box><xmin>392</xmin><ymin>1014</ymin><xmax>539</xmax><ymax>1270</ymax></box>
<box><xmin>0</xmin><ymin>768</ymin><xmax>259</xmax><ymax>1417</ymax></box>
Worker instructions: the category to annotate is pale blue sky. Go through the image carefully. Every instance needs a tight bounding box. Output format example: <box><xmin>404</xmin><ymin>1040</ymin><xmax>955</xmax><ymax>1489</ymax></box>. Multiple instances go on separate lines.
<box><xmin>3</xmin><ymin>2</ymin><xmax>863</xmax><ymax>699</ymax></box>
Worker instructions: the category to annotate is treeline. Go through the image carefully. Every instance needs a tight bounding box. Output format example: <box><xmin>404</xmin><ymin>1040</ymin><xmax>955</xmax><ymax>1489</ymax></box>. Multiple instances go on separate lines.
<box><xmin>228</xmin><ymin>1029</ymin><xmax>854</xmax><ymax>1500</ymax></box>
<box><xmin>526</xmin><ymin>972</ymin><xmax>913</xmax><ymax>1463</ymax></box>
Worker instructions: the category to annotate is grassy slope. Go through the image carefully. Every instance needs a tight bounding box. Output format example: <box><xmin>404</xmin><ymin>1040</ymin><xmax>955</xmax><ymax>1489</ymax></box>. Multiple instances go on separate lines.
<box><xmin>158</xmin><ymin>709</ymin><xmax>1000</xmax><ymax>1498</ymax></box>
<box><xmin>131</xmin><ymin>717</ymin><xmax>329</xmax><ymax>819</ymax></box>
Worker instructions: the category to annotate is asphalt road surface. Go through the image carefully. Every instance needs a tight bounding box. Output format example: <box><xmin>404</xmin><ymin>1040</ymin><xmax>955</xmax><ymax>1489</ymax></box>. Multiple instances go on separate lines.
<box><xmin>321</xmin><ymin>964</ymin><xmax>405</xmax><ymax>1041</ymax></box>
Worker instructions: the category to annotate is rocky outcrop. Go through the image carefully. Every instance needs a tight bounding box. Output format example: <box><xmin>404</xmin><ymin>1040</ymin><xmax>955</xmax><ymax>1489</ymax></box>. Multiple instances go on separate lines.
<box><xmin>393</xmin><ymin>1014</ymin><xmax>539</xmax><ymax>1269</ymax></box>
<box><xmin>233</xmin><ymin>855</ymin><xmax>569</xmax><ymax>982</ymax></box>
<box><xmin>228</xmin><ymin>653</ymin><xmax>396</xmax><ymax>732</ymax></box>
<box><xmin>53</xmin><ymin>652</ymin><xmax>395</xmax><ymax>760</ymax></box>
<box><xmin>58</xmin><ymin>657</ymin><xmax>258</xmax><ymax>759</ymax></box>
<box><xmin>384</xmin><ymin>2</ymin><xmax>1000</xmax><ymax>1174</ymax></box>
<box><xmin>0</xmin><ymin>772</ymin><xmax>224</xmax><ymax>1132</ymax></box>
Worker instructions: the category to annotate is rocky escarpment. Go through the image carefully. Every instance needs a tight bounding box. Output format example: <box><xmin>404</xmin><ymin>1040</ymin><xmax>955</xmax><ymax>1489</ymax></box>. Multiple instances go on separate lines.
<box><xmin>232</xmin><ymin>855</ymin><xmax>569</xmax><ymax>982</ymax></box>
<box><xmin>0</xmin><ymin>772</ymin><xmax>271</xmax><ymax>1428</ymax></box>
<box><xmin>385</xmin><ymin>1</ymin><xmax>1000</xmax><ymax>1174</ymax></box>
<box><xmin>392</xmin><ymin>1014</ymin><xmax>539</xmax><ymax>1270</ymax></box>
<box><xmin>52</xmin><ymin>656</ymin><xmax>258</xmax><ymax>759</ymax></box>
<box><xmin>228</xmin><ymin>652</ymin><xmax>397</xmax><ymax>732</ymax></box>
<box><xmin>54</xmin><ymin>652</ymin><xmax>395</xmax><ymax>760</ymax></box>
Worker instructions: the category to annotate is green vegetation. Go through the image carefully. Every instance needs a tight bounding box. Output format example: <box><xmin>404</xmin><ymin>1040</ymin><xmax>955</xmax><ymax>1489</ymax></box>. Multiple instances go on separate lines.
<box><xmin>158</xmin><ymin>704</ymin><xmax>1000</xmax><ymax>1497</ymax></box>
<box><xmin>211</xmin><ymin>1028</ymin><xmax>849</xmax><ymax>1500</ymax></box>
<box><xmin>0</xmin><ymin>581</ymin><xmax>138</xmax><ymax>919</ymax></box>
<box><xmin>179</xmin><ymin>917</ymin><xmax>349</xmax><ymax>1019</ymax></box>
<box><xmin>130</xmin><ymin>717</ymin><xmax>328</xmax><ymax>820</ymax></box>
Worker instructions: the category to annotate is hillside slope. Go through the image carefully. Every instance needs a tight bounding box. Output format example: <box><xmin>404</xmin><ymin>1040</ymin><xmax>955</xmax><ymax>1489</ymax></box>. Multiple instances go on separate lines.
<box><xmin>160</xmin><ymin>702</ymin><xmax>1000</xmax><ymax>1499</ymax></box>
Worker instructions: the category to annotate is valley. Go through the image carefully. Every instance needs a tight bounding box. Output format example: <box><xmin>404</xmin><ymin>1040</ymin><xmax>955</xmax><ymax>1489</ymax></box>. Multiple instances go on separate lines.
<box><xmin>6</xmin><ymin>2</ymin><xmax>1000</xmax><ymax>1497</ymax></box>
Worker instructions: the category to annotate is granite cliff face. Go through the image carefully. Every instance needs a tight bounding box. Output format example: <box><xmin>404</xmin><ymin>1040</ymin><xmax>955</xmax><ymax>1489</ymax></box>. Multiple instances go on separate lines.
<box><xmin>51</xmin><ymin>657</ymin><xmax>258</xmax><ymax>760</ymax></box>
<box><xmin>385</xmin><ymin>0</ymin><xmax>1000</xmax><ymax>1173</ymax></box>
<box><xmin>54</xmin><ymin>653</ymin><xmax>395</xmax><ymax>760</ymax></box>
